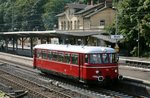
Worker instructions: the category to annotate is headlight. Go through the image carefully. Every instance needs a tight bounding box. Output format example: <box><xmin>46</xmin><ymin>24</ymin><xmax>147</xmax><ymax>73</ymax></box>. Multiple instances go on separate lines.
<box><xmin>115</xmin><ymin>69</ymin><xmax>118</xmax><ymax>73</ymax></box>
<box><xmin>96</xmin><ymin>70</ymin><xmax>99</xmax><ymax>74</ymax></box>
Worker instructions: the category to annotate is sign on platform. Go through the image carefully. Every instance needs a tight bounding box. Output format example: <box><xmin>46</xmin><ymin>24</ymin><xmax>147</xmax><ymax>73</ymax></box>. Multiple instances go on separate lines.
<box><xmin>110</xmin><ymin>35</ymin><xmax>124</xmax><ymax>39</ymax></box>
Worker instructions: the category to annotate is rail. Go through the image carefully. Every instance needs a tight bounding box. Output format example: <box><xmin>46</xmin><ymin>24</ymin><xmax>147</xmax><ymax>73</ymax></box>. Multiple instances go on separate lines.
<box><xmin>0</xmin><ymin>67</ymin><xmax>72</xmax><ymax>98</ymax></box>
<box><xmin>119</xmin><ymin>58</ymin><xmax>150</xmax><ymax>68</ymax></box>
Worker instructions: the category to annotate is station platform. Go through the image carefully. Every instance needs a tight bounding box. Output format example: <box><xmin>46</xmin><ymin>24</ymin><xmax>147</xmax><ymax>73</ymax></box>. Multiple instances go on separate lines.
<box><xmin>120</xmin><ymin>56</ymin><xmax>150</xmax><ymax>63</ymax></box>
<box><xmin>0</xmin><ymin>52</ymin><xmax>150</xmax><ymax>84</ymax></box>
<box><xmin>119</xmin><ymin>56</ymin><xmax>150</xmax><ymax>83</ymax></box>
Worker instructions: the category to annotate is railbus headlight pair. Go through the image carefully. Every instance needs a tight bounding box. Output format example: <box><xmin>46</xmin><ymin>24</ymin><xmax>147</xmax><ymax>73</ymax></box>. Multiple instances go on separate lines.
<box><xmin>96</xmin><ymin>70</ymin><xmax>102</xmax><ymax>75</ymax></box>
<box><xmin>114</xmin><ymin>69</ymin><xmax>118</xmax><ymax>73</ymax></box>
<box><xmin>96</xmin><ymin>70</ymin><xmax>99</xmax><ymax>74</ymax></box>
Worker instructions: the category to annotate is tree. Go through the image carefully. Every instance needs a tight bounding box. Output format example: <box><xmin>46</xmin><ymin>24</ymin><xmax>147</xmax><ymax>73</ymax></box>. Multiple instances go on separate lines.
<box><xmin>111</xmin><ymin>0</ymin><xmax>150</xmax><ymax>56</ymax></box>
<box><xmin>42</xmin><ymin>0</ymin><xmax>71</xmax><ymax>30</ymax></box>
<box><xmin>0</xmin><ymin>3</ymin><xmax>5</xmax><ymax>32</ymax></box>
<box><xmin>15</xmin><ymin>0</ymin><xmax>46</xmax><ymax>31</ymax></box>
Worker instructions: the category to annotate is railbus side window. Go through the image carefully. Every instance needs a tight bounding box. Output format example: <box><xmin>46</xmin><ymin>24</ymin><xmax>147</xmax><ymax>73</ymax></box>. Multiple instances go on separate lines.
<box><xmin>90</xmin><ymin>54</ymin><xmax>102</xmax><ymax>64</ymax></box>
<box><xmin>97</xmin><ymin>54</ymin><xmax>102</xmax><ymax>64</ymax></box>
<box><xmin>48</xmin><ymin>51</ymin><xmax>52</xmax><ymax>60</ymax></box>
<box><xmin>102</xmin><ymin>54</ymin><xmax>109</xmax><ymax>64</ymax></box>
<box><xmin>58</xmin><ymin>52</ymin><xmax>64</xmax><ymax>62</ymax></box>
<box><xmin>53</xmin><ymin>51</ymin><xmax>57</xmax><ymax>61</ymax></box>
<box><xmin>85</xmin><ymin>54</ymin><xmax>89</xmax><ymax>64</ymax></box>
<box><xmin>65</xmin><ymin>53</ymin><xmax>70</xmax><ymax>64</ymax></box>
<box><xmin>42</xmin><ymin>50</ymin><xmax>47</xmax><ymax>59</ymax></box>
<box><xmin>37</xmin><ymin>50</ymin><xmax>42</xmax><ymax>59</ymax></box>
<box><xmin>71</xmin><ymin>54</ymin><xmax>78</xmax><ymax>65</ymax></box>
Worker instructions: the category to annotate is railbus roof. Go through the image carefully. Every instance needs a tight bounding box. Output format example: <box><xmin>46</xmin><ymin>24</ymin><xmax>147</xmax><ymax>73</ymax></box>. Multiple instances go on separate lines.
<box><xmin>34</xmin><ymin>44</ymin><xmax>116</xmax><ymax>54</ymax></box>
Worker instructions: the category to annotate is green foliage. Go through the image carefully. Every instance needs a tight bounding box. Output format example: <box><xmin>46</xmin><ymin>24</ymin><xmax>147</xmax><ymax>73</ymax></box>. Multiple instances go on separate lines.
<box><xmin>108</xmin><ymin>0</ymin><xmax>150</xmax><ymax>57</ymax></box>
<box><xmin>42</xmin><ymin>0</ymin><xmax>70</xmax><ymax>30</ymax></box>
<box><xmin>0</xmin><ymin>3</ymin><xmax>5</xmax><ymax>32</ymax></box>
<box><xmin>0</xmin><ymin>0</ymin><xmax>71</xmax><ymax>31</ymax></box>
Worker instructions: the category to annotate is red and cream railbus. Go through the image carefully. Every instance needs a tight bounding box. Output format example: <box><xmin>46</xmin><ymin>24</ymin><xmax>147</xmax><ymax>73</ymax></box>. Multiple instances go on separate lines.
<box><xmin>33</xmin><ymin>44</ymin><xmax>123</xmax><ymax>84</ymax></box>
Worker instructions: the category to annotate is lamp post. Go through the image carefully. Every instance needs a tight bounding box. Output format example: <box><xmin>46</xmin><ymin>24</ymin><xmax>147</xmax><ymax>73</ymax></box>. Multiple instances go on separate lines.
<box><xmin>112</xmin><ymin>1</ymin><xmax>119</xmax><ymax>52</ymax></box>
<box><xmin>137</xmin><ymin>19</ymin><xmax>140</xmax><ymax>57</ymax></box>
<box><xmin>11</xmin><ymin>1</ymin><xmax>14</xmax><ymax>32</ymax></box>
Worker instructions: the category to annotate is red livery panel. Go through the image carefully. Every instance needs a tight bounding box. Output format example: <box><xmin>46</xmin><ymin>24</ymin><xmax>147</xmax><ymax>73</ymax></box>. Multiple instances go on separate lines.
<box><xmin>33</xmin><ymin>44</ymin><xmax>123</xmax><ymax>84</ymax></box>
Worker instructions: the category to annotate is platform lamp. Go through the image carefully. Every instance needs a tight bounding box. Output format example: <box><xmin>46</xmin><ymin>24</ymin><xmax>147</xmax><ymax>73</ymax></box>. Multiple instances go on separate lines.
<box><xmin>113</xmin><ymin>0</ymin><xmax>119</xmax><ymax>53</ymax></box>
<box><xmin>11</xmin><ymin>0</ymin><xmax>15</xmax><ymax>32</ymax></box>
<box><xmin>137</xmin><ymin>19</ymin><xmax>140</xmax><ymax>57</ymax></box>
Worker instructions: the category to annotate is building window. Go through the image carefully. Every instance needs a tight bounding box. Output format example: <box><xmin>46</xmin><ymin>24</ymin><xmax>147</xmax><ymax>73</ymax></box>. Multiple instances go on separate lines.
<box><xmin>77</xmin><ymin>20</ymin><xmax>80</xmax><ymax>29</ymax></box>
<box><xmin>68</xmin><ymin>9</ymin><xmax>72</xmax><ymax>16</ymax></box>
<box><xmin>64</xmin><ymin>21</ymin><xmax>66</xmax><ymax>30</ymax></box>
<box><xmin>100</xmin><ymin>20</ymin><xmax>105</xmax><ymax>26</ymax></box>
<box><xmin>70</xmin><ymin>21</ymin><xmax>72</xmax><ymax>30</ymax></box>
<box><xmin>61</xmin><ymin>22</ymin><xmax>63</xmax><ymax>30</ymax></box>
<box><xmin>68</xmin><ymin>21</ymin><xmax>70</xmax><ymax>30</ymax></box>
<box><xmin>74</xmin><ymin>21</ymin><xmax>76</xmax><ymax>30</ymax></box>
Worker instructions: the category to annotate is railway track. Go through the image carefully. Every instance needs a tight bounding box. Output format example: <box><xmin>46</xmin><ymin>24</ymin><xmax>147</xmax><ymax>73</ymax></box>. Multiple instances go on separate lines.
<box><xmin>0</xmin><ymin>65</ymin><xmax>73</xmax><ymax>98</ymax></box>
<box><xmin>0</xmin><ymin>62</ymin><xmax>92</xmax><ymax>98</ymax></box>
<box><xmin>0</xmin><ymin>59</ymin><xmax>144</xmax><ymax>98</ymax></box>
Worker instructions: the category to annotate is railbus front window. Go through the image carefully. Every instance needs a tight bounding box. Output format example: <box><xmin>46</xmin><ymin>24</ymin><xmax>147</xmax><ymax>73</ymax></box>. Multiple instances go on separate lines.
<box><xmin>71</xmin><ymin>54</ymin><xmax>78</xmax><ymax>65</ymax></box>
<box><xmin>102</xmin><ymin>54</ymin><xmax>109</xmax><ymax>64</ymax></box>
<box><xmin>65</xmin><ymin>53</ymin><xmax>70</xmax><ymax>64</ymax></box>
<box><xmin>90</xmin><ymin>54</ymin><xmax>102</xmax><ymax>64</ymax></box>
<box><xmin>109</xmin><ymin>54</ymin><xmax>112</xmax><ymax>63</ymax></box>
<box><xmin>53</xmin><ymin>51</ymin><xmax>57</xmax><ymax>61</ymax></box>
<box><xmin>37</xmin><ymin>50</ymin><xmax>42</xmax><ymax>59</ymax></box>
<box><xmin>48</xmin><ymin>51</ymin><xmax>52</xmax><ymax>60</ymax></box>
<box><xmin>109</xmin><ymin>54</ymin><xmax>117</xmax><ymax>63</ymax></box>
<box><xmin>59</xmin><ymin>53</ymin><xmax>64</xmax><ymax>62</ymax></box>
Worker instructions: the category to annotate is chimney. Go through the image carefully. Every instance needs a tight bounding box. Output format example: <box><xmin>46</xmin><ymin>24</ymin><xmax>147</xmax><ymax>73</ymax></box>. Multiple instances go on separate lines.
<box><xmin>91</xmin><ymin>0</ymin><xmax>94</xmax><ymax>5</ymax></box>
<box><xmin>97</xmin><ymin>0</ymin><xmax>103</xmax><ymax>4</ymax></box>
<box><xmin>105</xmin><ymin>0</ymin><xmax>112</xmax><ymax>7</ymax></box>
<box><xmin>87</xmin><ymin>2</ymin><xmax>91</xmax><ymax>5</ymax></box>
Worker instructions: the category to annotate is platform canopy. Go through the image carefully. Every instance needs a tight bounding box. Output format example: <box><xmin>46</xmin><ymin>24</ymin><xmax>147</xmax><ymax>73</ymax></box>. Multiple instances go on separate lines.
<box><xmin>0</xmin><ymin>30</ymin><xmax>106</xmax><ymax>37</ymax></box>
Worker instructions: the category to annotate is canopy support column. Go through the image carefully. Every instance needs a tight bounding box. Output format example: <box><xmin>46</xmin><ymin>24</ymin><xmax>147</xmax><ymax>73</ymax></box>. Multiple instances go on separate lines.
<box><xmin>30</xmin><ymin>36</ymin><xmax>33</xmax><ymax>57</ymax></box>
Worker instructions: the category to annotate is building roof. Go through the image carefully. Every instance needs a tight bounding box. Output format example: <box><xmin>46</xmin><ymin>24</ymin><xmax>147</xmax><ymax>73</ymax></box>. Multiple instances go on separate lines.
<box><xmin>74</xmin><ymin>3</ymin><xmax>104</xmax><ymax>15</ymax></box>
<box><xmin>92</xmin><ymin>35</ymin><xmax>116</xmax><ymax>43</ymax></box>
<box><xmin>34</xmin><ymin>44</ymin><xmax>116</xmax><ymax>53</ymax></box>
<box><xmin>66</xmin><ymin>3</ymin><xmax>87</xmax><ymax>9</ymax></box>
<box><xmin>0</xmin><ymin>30</ymin><xmax>117</xmax><ymax>43</ymax></box>
<box><xmin>56</xmin><ymin>2</ymin><xmax>112</xmax><ymax>18</ymax></box>
<box><xmin>56</xmin><ymin>30</ymin><xmax>106</xmax><ymax>36</ymax></box>
<box><xmin>0</xmin><ymin>30</ymin><xmax>106</xmax><ymax>37</ymax></box>
<box><xmin>84</xmin><ymin>6</ymin><xmax>111</xmax><ymax>18</ymax></box>
<box><xmin>56</xmin><ymin>12</ymin><xmax>65</xmax><ymax>17</ymax></box>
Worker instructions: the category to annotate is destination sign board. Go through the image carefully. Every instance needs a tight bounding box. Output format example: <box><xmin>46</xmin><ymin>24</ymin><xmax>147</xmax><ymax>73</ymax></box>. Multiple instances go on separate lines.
<box><xmin>110</xmin><ymin>35</ymin><xmax>124</xmax><ymax>39</ymax></box>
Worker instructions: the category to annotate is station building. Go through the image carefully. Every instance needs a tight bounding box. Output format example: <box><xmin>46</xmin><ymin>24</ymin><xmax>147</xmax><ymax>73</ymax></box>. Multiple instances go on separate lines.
<box><xmin>56</xmin><ymin>0</ymin><xmax>116</xmax><ymax>46</ymax></box>
<box><xmin>0</xmin><ymin>0</ymin><xmax>116</xmax><ymax>57</ymax></box>
<box><xmin>57</xmin><ymin>0</ymin><xmax>114</xmax><ymax>31</ymax></box>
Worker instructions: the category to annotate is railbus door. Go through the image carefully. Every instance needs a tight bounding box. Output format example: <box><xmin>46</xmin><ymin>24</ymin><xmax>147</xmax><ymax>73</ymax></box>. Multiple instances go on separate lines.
<box><xmin>33</xmin><ymin>49</ymin><xmax>37</xmax><ymax>69</ymax></box>
<box><xmin>79</xmin><ymin>54</ymin><xmax>84</xmax><ymax>82</ymax></box>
